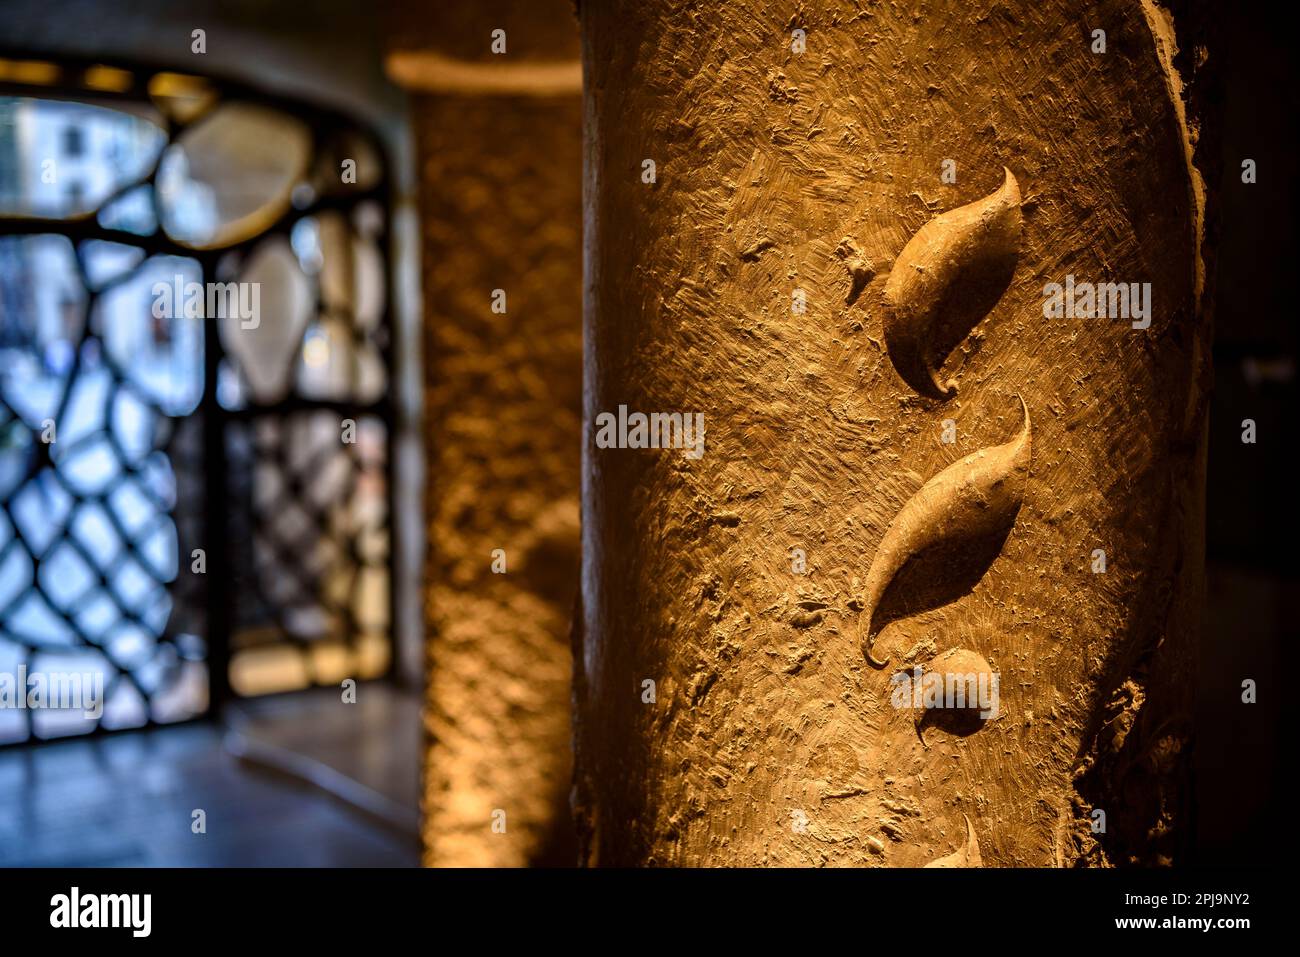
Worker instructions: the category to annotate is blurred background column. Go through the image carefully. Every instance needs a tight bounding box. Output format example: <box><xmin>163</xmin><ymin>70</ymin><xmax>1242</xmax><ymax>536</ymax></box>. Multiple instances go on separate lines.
<box><xmin>386</xmin><ymin>1</ymin><xmax>583</xmax><ymax>866</ymax></box>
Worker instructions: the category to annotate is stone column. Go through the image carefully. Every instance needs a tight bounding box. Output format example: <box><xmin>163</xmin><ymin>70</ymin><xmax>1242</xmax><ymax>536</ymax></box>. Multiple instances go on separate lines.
<box><xmin>575</xmin><ymin>0</ymin><xmax>1214</xmax><ymax>866</ymax></box>
<box><xmin>387</xmin><ymin>1</ymin><xmax>583</xmax><ymax>866</ymax></box>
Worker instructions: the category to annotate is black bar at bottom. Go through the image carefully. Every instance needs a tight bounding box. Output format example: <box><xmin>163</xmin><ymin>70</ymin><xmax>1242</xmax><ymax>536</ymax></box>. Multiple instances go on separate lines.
<box><xmin>0</xmin><ymin>866</ymin><xmax>1274</xmax><ymax>943</ymax></box>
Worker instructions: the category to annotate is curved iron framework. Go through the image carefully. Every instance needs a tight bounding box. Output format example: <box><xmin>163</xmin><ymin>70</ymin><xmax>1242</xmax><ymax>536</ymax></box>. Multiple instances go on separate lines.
<box><xmin>0</xmin><ymin>54</ymin><xmax>397</xmax><ymax>744</ymax></box>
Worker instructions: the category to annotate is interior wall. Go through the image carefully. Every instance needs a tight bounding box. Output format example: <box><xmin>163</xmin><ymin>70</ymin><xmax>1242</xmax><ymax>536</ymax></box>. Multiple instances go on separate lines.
<box><xmin>1196</xmin><ymin>0</ymin><xmax>1292</xmax><ymax>865</ymax></box>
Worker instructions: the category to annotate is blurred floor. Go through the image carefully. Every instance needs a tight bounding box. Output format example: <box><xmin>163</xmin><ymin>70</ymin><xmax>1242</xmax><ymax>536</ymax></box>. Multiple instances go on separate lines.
<box><xmin>0</xmin><ymin>685</ymin><xmax>420</xmax><ymax>867</ymax></box>
<box><xmin>224</xmin><ymin>683</ymin><xmax>421</xmax><ymax>836</ymax></box>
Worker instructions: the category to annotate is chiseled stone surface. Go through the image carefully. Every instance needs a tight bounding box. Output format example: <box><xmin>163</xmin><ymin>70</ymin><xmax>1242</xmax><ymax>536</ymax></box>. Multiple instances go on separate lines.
<box><xmin>407</xmin><ymin>0</ymin><xmax>583</xmax><ymax>863</ymax></box>
<box><xmin>575</xmin><ymin>0</ymin><xmax>1214</xmax><ymax>866</ymax></box>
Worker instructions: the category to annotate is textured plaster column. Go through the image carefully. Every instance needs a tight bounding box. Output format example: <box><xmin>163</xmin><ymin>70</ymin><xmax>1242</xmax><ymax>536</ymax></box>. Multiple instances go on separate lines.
<box><xmin>388</xmin><ymin>2</ymin><xmax>582</xmax><ymax>866</ymax></box>
<box><xmin>576</xmin><ymin>0</ymin><xmax>1214</xmax><ymax>865</ymax></box>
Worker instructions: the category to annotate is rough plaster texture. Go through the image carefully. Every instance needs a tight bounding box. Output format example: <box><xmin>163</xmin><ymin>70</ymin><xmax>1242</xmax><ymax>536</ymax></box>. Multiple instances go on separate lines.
<box><xmin>576</xmin><ymin>0</ymin><xmax>1213</xmax><ymax>866</ymax></box>
<box><xmin>413</xmin><ymin>88</ymin><xmax>583</xmax><ymax>865</ymax></box>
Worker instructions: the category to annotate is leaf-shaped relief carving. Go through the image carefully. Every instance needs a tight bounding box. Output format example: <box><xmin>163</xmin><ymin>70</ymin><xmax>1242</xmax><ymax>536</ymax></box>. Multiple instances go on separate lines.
<box><xmin>883</xmin><ymin>169</ymin><xmax>1022</xmax><ymax>400</ymax></box>
<box><xmin>860</xmin><ymin>397</ymin><xmax>1031</xmax><ymax>668</ymax></box>
<box><xmin>924</xmin><ymin>814</ymin><xmax>983</xmax><ymax>868</ymax></box>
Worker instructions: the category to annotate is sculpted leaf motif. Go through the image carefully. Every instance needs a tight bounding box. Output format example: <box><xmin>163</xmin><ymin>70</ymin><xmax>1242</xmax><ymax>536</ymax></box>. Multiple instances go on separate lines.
<box><xmin>883</xmin><ymin>169</ymin><xmax>1022</xmax><ymax>399</ymax></box>
<box><xmin>860</xmin><ymin>397</ymin><xmax>1031</xmax><ymax>668</ymax></box>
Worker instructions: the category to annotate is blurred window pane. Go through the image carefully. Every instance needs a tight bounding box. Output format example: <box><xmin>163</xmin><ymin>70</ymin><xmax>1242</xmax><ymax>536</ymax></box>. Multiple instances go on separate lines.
<box><xmin>0</xmin><ymin>66</ymin><xmax>392</xmax><ymax>745</ymax></box>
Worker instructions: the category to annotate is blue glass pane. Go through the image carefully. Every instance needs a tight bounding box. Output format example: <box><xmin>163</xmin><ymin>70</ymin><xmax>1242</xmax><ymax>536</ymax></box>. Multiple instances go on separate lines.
<box><xmin>0</xmin><ymin>234</ymin><xmax>84</xmax><ymax>427</ymax></box>
<box><xmin>94</xmin><ymin>255</ymin><xmax>204</xmax><ymax>416</ymax></box>
<box><xmin>81</xmin><ymin>240</ymin><xmax>145</xmax><ymax>290</ymax></box>
<box><xmin>97</xmin><ymin>185</ymin><xmax>157</xmax><ymax>236</ymax></box>
<box><xmin>0</xmin><ymin>97</ymin><xmax>164</xmax><ymax>219</ymax></box>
